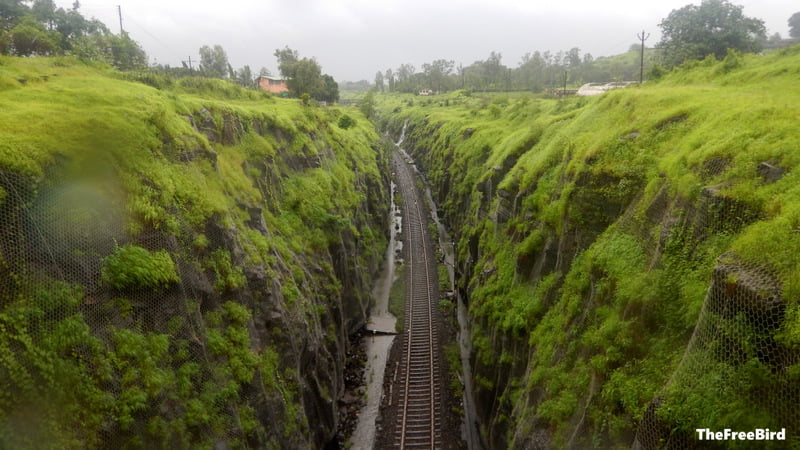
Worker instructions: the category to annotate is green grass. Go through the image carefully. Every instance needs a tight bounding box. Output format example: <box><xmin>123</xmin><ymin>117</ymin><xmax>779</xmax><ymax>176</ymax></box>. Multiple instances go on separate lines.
<box><xmin>388</xmin><ymin>264</ymin><xmax>407</xmax><ymax>332</ymax></box>
<box><xmin>376</xmin><ymin>44</ymin><xmax>800</xmax><ymax>447</ymax></box>
<box><xmin>0</xmin><ymin>56</ymin><xmax>388</xmax><ymax>448</ymax></box>
<box><xmin>101</xmin><ymin>244</ymin><xmax>179</xmax><ymax>289</ymax></box>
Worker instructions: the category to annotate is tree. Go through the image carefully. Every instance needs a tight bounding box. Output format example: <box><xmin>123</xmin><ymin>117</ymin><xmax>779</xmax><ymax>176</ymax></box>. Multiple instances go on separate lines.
<box><xmin>319</xmin><ymin>74</ymin><xmax>339</xmax><ymax>103</ymax></box>
<box><xmin>274</xmin><ymin>46</ymin><xmax>299</xmax><ymax>79</ymax></box>
<box><xmin>273</xmin><ymin>46</ymin><xmax>337</xmax><ymax>101</ymax></box>
<box><xmin>108</xmin><ymin>32</ymin><xmax>146</xmax><ymax>70</ymax></box>
<box><xmin>763</xmin><ymin>32</ymin><xmax>783</xmax><ymax>50</ymax></box>
<box><xmin>53</xmin><ymin>4</ymin><xmax>104</xmax><ymax>50</ymax></box>
<box><xmin>384</xmin><ymin>68</ymin><xmax>395</xmax><ymax>92</ymax></box>
<box><xmin>395</xmin><ymin>63</ymin><xmax>416</xmax><ymax>93</ymax></box>
<box><xmin>422</xmin><ymin>59</ymin><xmax>454</xmax><ymax>93</ymax></box>
<box><xmin>566</xmin><ymin>47</ymin><xmax>582</xmax><ymax>68</ymax></box>
<box><xmin>517</xmin><ymin>52</ymin><xmax>546</xmax><ymax>92</ymax></box>
<box><xmin>199</xmin><ymin>44</ymin><xmax>229</xmax><ymax>78</ymax></box>
<box><xmin>286</xmin><ymin>57</ymin><xmax>323</xmax><ymax>98</ymax></box>
<box><xmin>374</xmin><ymin>71</ymin><xmax>384</xmax><ymax>92</ymax></box>
<box><xmin>359</xmin><ymin>90</ymin><xmax>376</xmax><ymax>119</ymax></box>
<box><xmin>483</xmin><ymin>51</ymin><xmax>505</xmax><ymax>88</ymax></box>
<box><xmin>657</xmin><ymin>0</ymin><xmax>766</xmax><ymax>67</ymax></box>
<box><xmin>235</xmin><ymin>65</ymin><xmax>254</xmax><ymax>88</ymax></box>
<box><xmin>0</xmin><ymin>0</ymin><xmax>149</xmax><ymax>67</ymax></box>
<box><xmin>7</xmin><ymin>16</ymin><xmax>58</xmax><ymax>56</ymax></box>
<box><xmin>0</xmin><ymin>0</ymin><xmax>29</xmax><ymax>28</ymax></box>
<box><xmin>31</xmin><ymin>0</ymin><xmax>57</xmax><ymax>29</ymax></box>
<box><xmin>462</xmin><ymin>52</ymin><xmax>507</xmax><ymax>91</ymax></box>
<box><xmin>789</xmin><ymin>12</ymin><xmax>800</xmax><ymax>38</ymax></box>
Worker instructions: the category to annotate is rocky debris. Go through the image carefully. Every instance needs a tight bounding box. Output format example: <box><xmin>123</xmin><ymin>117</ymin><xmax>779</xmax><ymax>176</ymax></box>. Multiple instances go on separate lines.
<box><xmin>620</xmin><ymin>131</ymin><xmax>640</xmax><ymax>140</ymax></box>
<box><xmin>757</xmin><ymin>161</ymin><xmax>786</xmax><ymax>183</ymax></box>
<box><xmin>330</xmin><ymin>329</ymin><xmax>368</xmax><ymax>448</ymax></box>
<box><xmin>245</xmin><ymin>206</ymin><xmax>270</xmax><ymax>234</ymax></box>
<box><xmin>710</xmin><ymin>254</ymin><xmax>783</xmax><ymax>323</ymax></box>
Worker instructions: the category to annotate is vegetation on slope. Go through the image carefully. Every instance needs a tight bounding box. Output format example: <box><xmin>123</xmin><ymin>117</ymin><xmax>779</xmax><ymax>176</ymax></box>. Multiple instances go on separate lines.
<box><xmin>0</xmin><ymin>56</ymin><xmax>387</xmax><ymax>448</ymax></box>
<box><xmin>377</xmin><ymin>45</ymin><xmax>800</xmax><ymax>448</ymax></box>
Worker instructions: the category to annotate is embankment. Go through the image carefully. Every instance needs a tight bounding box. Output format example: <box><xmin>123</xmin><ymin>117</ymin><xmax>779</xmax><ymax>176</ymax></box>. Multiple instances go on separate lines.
<box><xmin>0</xmin><ymin>57</ymin><xmax>388</xmax><ymax>448</ymax></box>
<box><xmin>378</xmin><ymin>47</ymin><xmax>800</xmax><ymax>448</ymax></box>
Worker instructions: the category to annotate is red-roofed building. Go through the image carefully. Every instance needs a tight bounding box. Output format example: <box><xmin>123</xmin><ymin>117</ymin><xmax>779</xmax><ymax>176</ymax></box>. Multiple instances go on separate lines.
<box><xmin>257</xmin><ymin>76</ymin><xmax>289</xmax><ymax>95</ymax></box>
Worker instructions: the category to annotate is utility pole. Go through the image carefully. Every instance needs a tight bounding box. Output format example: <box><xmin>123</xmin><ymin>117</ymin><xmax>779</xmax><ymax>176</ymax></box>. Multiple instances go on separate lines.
<box><xmin>185</xmin><ymin>56</ymin><xmax>194</xmax><ymax>74</ymax></box>
<box><xmin>117</xmin><ymin>5</ymin><xmax>125</xmax><ymax>34</ymax></box>
<box><xmin>638</xmin><ymin>30</ymin><xmax>650</xmax><ymax>84</ymax></box>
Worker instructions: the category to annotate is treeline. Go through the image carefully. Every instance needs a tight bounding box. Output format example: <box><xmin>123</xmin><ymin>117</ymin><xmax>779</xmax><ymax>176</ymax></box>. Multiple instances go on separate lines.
<box><xmin>374</xmin><ymin>47</ymin><xmax>653</xmax><ymax>94</ymax></box>
<box><xmin>375</xmin><ymin>1</ymin><xmax>800</xmax><ymax>95</ymax></box>
<box><xmin>0</xmin><ymin>2</ymin><xmax>337</xmax><ymax>102</ymax></box>
<box><xmin>0</xmin><ymin>0</ymin><xmax>146</xmax><ymax>70</ymax></box>
<box><xmin>150</xmin><ymin>45</ymin><xmax>339</xmax><ymax>102</ymax></box>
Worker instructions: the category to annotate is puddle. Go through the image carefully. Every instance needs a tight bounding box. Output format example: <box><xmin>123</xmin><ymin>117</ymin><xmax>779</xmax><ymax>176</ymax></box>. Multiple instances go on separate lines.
<box><xmin>348</xmin><ymin>180</ymin><xmax>400</xmax><ymax>449</ymax></box>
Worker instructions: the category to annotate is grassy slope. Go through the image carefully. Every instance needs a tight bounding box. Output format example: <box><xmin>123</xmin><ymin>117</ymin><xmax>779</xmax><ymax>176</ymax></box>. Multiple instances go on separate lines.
<box><xmin>0</xmin><ymin>56</ymin><xmax>386</xmax><ymax>448</ymax></box>
<box><xmin>378</xmin><ymin>46</ymin><xmax>800</xmax><ymax>447</ymax></box>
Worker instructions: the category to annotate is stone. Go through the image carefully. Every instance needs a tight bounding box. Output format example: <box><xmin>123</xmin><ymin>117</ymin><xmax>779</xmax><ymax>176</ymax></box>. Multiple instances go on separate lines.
<box><xmin>757</xmin><ymin>161</ymin><xmax>785</xmax><ymax>183</ymax></box>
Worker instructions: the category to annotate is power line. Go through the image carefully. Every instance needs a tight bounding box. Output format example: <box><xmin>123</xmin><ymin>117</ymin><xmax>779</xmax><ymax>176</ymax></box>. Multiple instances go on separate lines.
<box><xmin>125</xmin><ymin>16</ymin><xmax>177</xmax><ymax>53</ymax></box>
<box><xmin>74</xmin><ymin>2</ymin><xmax>185</xmax><ymax>65</ymax></box>
<box><xmin>122</xmin><ymin>14</ymin><xmax>188</xmax><ymax>66</ymax></box>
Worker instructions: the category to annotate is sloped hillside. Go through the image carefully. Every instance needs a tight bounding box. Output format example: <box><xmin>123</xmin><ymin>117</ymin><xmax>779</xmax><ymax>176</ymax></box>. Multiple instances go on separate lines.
<box><xmin>0</xmin><ymin>56</ymin><xmax>388</xmax><ymax>448</ymax></box>
<box><xmin>379</xmin><ymin>46</ymin><xmax>800</xmax><ymax>448</ymax></box>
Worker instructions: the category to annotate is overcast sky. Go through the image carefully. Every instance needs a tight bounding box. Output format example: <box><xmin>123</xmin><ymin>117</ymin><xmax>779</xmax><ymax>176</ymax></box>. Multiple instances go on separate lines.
<box><xmin>59</xmin><ymin>0</ymin><xmax>797</xmax><ymax>81</ymax></box>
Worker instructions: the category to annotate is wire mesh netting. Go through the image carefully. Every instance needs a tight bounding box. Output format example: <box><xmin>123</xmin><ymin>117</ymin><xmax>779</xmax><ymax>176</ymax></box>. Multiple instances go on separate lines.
<box><xmin>0</xmin><ymin>165</ymin><xmax>278</xmax><ymax>447</ymax></box>
<box><xmin>634</xmin><ymin>255</ymin><xmax>800</xmax><ymax>448</ymax></box>
<box><xmin>628</xmin><ymin>175</ymin><xmax>800</xmax><ymax>448</ymax></box>
<box><xmin>0</xmin><ymin>105</ymin><xmax>387</xmax><ymax>448</ymax></box>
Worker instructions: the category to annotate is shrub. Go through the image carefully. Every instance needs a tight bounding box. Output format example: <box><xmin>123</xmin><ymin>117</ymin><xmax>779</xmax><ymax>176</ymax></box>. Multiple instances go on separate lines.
<box><xmin>209</xmin><ymin>249</ymin><xmax>245</xmax><ymax>292</ymax></box>
<box><xmin>337</xmin><ymin>114</ymin><xmax>355</xmax><ymax>129</ymax></box>
<box><xmin>101</xmin><ymin>244</ymin><xmax>179</xmax><ymax>289</ymax></box>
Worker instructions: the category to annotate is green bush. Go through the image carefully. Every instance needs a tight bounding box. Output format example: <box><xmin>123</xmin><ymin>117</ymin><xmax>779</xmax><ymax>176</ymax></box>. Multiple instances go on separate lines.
<box><xmin>337</xmin><ymin>114</ymin><xmax>355</xmax><ymax>129</ymax></box>
<box><xmin>209</xmin><ymin>249</ymin><xmax>245</xmax><ymax>292</ymax></box>
<box><xmin>101</xmin><ymin>244</ymin><xmax>180</xmax><ymax>289</ymax></box>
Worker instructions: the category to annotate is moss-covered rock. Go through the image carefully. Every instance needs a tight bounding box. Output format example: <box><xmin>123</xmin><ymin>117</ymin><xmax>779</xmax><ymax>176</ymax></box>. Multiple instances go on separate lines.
<box><xmin>378</xmin><ymin>46</ymin><xmax>800</xmax><ymax>448</ymax></box>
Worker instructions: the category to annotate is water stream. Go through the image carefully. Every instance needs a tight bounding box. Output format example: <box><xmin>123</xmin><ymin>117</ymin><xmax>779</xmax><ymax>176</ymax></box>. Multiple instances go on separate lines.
<box><xmin>347</xmin><ymin>171</ymin><xmax>401</xmax><ymax>450</ymax></box>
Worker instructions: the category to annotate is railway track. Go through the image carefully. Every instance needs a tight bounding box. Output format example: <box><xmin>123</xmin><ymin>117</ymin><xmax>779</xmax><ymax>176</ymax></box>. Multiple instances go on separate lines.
<box><xmin>391</xmin><ymin>150</ymin><xmax>444</xmax><ymax>449</ymax></box>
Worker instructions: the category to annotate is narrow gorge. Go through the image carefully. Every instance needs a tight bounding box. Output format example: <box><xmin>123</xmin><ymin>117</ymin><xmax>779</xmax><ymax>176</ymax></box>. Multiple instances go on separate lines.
<box><xmin>2</xmin><ymin>45</ymin><xmax>800</xmax><ymax>449</ymax></box>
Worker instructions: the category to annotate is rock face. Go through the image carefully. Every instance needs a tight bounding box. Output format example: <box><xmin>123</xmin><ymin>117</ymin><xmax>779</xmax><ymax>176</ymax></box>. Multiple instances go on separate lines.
<box><xmin>382</xmin><ymin>91</ymin><xmax>800</xmax><ymax>448</ymax></box>
<box><xmin>0</xmin><ymin>61</ymin><xmax>388</xmax><ymax>449</ymax></box>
